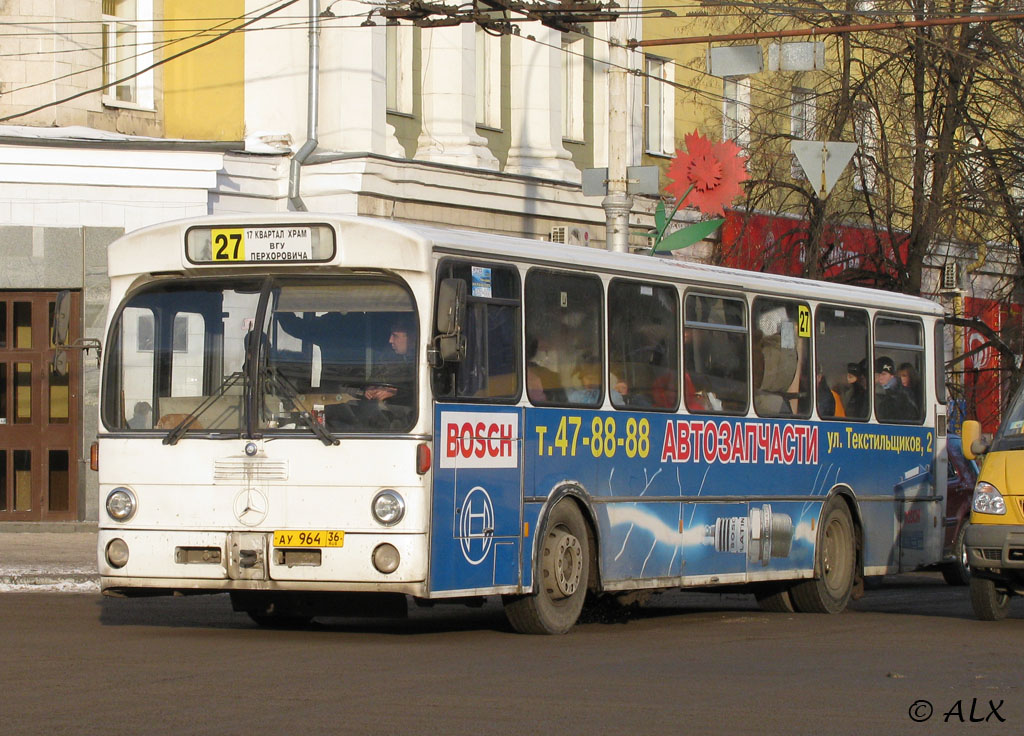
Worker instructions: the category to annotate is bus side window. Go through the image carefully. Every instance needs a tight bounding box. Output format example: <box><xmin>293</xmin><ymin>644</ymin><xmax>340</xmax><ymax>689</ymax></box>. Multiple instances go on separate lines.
<box><xmin>683</xmin><ymin>293</ymin><xmax>748</xmax><ymax>414</ymax></box>
<box><xmin>815</xmin><ymin>305</ymin><xmax>870</xmax><ymax>421</ymax></box>
<box><xmin>430</xmin><ymin>261</ymin><xmax>521</xmax><ymax>402</ymax></box>
<box><xmin>525</xmin><ymin>270</ymin><xmax>603</xmax><ymax>407</ymax></box>
<box><xmin>874</xmin><ymin>316</ymin><xmax>926</xmax><ymax>424</ymax></box>
<box><xmin>751</xmin><ymin>297</ymin><xmax>811</xmax><ymax>418</ymax></box>
<box><xmin>608</xmin><ymin>279</ymin><xmax>678</xmax><ymax>410</ymax></box>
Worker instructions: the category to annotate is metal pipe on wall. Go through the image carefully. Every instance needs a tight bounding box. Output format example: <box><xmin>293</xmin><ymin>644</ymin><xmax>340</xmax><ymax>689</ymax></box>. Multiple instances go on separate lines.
<box><xmin>288</xmin><ymin>0</ymin><xmax>321</xmax><ymax>212</ymax></box>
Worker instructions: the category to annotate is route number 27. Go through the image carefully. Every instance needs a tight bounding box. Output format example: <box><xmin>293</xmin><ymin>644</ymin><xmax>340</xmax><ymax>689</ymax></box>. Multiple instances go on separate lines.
<box><xmin>212</xmin><ymin>229</ymin><xmax>245</xmax><ymax>261</ymax></box>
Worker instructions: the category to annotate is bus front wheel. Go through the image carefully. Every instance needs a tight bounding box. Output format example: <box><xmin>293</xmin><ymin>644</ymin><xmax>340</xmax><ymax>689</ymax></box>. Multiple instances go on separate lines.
<box><xmin>504</xmin><ymin>500</ymin><xmax>590</xmax><ymax>635</ymax></box>
<box><xmin>791</xmin><ymin>499</ymin><xmax>855</xmax><ymax>614</ymax></box>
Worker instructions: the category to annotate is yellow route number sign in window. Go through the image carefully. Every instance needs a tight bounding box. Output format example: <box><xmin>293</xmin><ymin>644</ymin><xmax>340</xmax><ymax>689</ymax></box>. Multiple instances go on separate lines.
<box><xmin>211</xmin><ymin>227</ymin><xmax>314</xmax><ymax>262</ymax></box>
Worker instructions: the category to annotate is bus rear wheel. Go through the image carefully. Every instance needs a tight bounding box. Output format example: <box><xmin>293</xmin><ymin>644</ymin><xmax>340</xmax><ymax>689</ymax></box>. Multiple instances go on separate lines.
<box><xmin>503</xmin><ymin>500</ymin><xmax>590</xmax><ymax>635</ymax></box>
<box><xmin>791</xmin><ymin>499</ymin><xmax>855</xmax><ymax>614</ymax></box>
<box><xmin>970</xmin><ymin>576</ymin><xmax>1011</xmax><ymax>621</ymax></box>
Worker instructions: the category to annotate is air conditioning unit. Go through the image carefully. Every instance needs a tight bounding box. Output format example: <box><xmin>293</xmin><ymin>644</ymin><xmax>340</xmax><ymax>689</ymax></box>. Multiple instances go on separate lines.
<box><xmin>941</xmin><ymin>262</ymin><xmax>960</xmax><ymax>292</ymax></box>
<box><xmin>549</xmin><ymin>225</ymin><xmax>590</xmax><ymax>246</ymax></box>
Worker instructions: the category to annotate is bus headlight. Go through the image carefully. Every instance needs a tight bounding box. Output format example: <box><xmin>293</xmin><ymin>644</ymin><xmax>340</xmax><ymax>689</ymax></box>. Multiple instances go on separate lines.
<box><xmin>372</xmin><ymin>490</ymin><xmax>405</xmax><ymax>526</ymax></box>
<box><xmin>106</xmin><ymin>538</ymin><xmax>130</xmax><ymax>568</ymax></box>
<box><xmin>972</xmin><ymin>482</ymin><xmax>1007</xmax><ymax>515</ymax></box>
<box><xmin>106</xmin><ymin>488</ymin><xmax>137</xmax><ymax>522</ymax></box>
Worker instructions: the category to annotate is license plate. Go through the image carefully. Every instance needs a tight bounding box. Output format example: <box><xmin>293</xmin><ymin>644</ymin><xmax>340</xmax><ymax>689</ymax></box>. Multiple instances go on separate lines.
<box><xmin>273</xmin><ymin>530</ymin><xmax>345</xmax><ymax>548</ymax></box>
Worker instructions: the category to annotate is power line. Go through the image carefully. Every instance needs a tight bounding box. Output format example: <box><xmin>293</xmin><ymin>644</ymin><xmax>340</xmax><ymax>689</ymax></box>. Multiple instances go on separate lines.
<box><xmin>631</xmin><ymin>11</ymin><xmax>1024</xmax><ymax>48</ymax></box>
<box><xmin>0</xmin><ymin>0</ymin><xmax>304</xmax><ymax>124</ymax></box>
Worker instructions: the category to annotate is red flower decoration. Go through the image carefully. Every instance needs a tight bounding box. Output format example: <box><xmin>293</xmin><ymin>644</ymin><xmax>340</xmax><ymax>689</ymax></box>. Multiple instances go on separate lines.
<box><xmin>665</xmin><ymin>130</ymin><xmax>749</xmax><ymax>216</ymax></box>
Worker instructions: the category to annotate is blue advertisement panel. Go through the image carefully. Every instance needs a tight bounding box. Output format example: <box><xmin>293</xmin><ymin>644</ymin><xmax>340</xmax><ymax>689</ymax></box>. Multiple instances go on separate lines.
<box><xmin>429</xmin><ymin>405</ymin><xmax>522</xmax><ymax>594</ymax></box>
<box><xmin>429</xmin><ymin>403</ymin><xmax>938</xmax><ymax>595</ymax></box>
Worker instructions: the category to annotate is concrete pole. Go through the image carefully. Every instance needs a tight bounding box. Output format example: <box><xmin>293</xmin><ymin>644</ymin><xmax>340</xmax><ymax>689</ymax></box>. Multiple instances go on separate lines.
<box><xmin>603</xmin><ymin>23</ymin><xmax>632</xmax><ymax>253</ymax></box>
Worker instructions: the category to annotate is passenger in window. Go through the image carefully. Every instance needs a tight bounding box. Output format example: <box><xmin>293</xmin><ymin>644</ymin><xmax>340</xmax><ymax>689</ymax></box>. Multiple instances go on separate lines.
<box><xmin>643</xmin><ymin>370</ymin><xmax>672</xmax><ymax>408</ymax></box>
<box><xmin>816</xmin><ymin>364</ymin><xmax>843</xmax><ymax>418</ymax></box>
<box><xmin>526</xmin><ymin>337</ymin><xmax>559</xmax><ymax>404</ymax></box>
<box><xmin>567</xmin><ymin>364</ymin><xmax>602</xmax><ymax>405</ymax></box>
<box><xmin>365</xmin><ymin>316</ymin><xmax>415</xmax><ymax>402</ymax></box>
<box><xmin>841</xmin><ymin>361</ymin><xmax>868</xmax><ymax>418</ymax></box>
<box><xmin>128</xmin><ymin>401</ymin><xmax>152</xmax><ymax>429</ymax></box>
<box><xmin>328</xmin><ymin>316</ymin><xmax>415</xmax><ymax>430</ymax></box>
<box><xmin>898</xmin><ymin>362</ymin><xmax>921</xmax><ymax>414</ymax></box>
<box><xmin>609</xmin><ymin>373</ymin><xmax>630</xmax><ymax>405</ymax></box>
<box><xmin>683</xmin><ymin>371</ymin><xmax>707</xmax><ymax>411</ymax></box>
<box><xmin>874</xmin><ymin>356</ymin><xmax>915</xmax><ymax>421</ymax></box>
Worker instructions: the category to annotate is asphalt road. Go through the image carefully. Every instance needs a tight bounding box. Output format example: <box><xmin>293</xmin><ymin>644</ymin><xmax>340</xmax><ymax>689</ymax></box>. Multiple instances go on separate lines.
<box><xmin>2</xmin><ymin>573</ymin><xmax>1022</xmax><ymax>736</ymax></box>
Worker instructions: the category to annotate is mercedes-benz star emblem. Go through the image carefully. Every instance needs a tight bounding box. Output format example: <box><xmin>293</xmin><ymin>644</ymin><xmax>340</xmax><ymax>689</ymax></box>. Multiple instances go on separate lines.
<box><xmin>233</xmin><ymin>488</ymin><xmax>269</xmax><ymax>526</ymax></box>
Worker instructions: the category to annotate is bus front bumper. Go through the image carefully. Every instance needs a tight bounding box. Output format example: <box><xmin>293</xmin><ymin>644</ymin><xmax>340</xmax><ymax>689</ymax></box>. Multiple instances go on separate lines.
<box><xmin>98</xmin><ymin>528</ymin><xmax>428</xmax><ymax>597</ymax></box>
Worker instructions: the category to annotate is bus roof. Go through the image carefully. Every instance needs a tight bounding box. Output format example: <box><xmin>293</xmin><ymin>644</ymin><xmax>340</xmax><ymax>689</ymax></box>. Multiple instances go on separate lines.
<box><xmin>108</xmin><ymin>212</ymin><xmax>944</xmax><ymax>317</ymax></box>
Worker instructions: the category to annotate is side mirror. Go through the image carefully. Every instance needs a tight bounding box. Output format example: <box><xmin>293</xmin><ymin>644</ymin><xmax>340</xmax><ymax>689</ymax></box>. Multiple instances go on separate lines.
<box><xmin>49</xmin><ymin>290</ymin><xmax>102</xmax><ymax>369</ymax></box>
<box><xmin>53</xmin><ymin>290</ymin><xmax>72</xmax><ymax>346</ymax></box>
<box><xmin>432</xmin><ymin>278</ymin><xmax>467</xmax><ymax>364</ymax></box>
<box><xmin>436</xmin><ymin>278</ymin><xmax>466</xmax><ymax>337</ymax></box>
<box><xmin>961</xmin><ymin>419</ymin><xmax>988</xmax><ymax>460</ymax></box>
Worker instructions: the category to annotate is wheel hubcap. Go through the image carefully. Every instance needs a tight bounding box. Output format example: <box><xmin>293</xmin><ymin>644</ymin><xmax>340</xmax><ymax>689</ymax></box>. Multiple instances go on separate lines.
<box><xmin>822</xmin><ymin>519</ymin><xmax>850</xmax><ymax>594</ymax></box>
<box><xmin>547</xmin><ymin>528</ymin><xmax>583</xmax><ymax>599</ymax></box>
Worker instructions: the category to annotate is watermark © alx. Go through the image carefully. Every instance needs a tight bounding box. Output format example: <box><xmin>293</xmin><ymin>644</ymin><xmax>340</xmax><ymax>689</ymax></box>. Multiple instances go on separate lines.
<box><xmin>908</xmin><ymin>698</ymin><xmax>1006</xmax><ymax>723</ymax></box>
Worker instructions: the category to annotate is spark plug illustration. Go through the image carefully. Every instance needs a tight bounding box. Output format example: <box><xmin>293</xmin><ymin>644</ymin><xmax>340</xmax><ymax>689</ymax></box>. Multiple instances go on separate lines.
<box><xmin>703</xmin><ymin>505</ymin><xmax>794</xmax><ymax>565</ymax></box>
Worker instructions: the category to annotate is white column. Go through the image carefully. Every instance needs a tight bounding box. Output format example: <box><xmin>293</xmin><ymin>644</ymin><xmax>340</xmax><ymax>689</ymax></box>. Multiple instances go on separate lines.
<box><xmin>504</xmin><ymin>26</ymin><xmax>579</xmax><ymax>182</ymax></box>
<box><xmin>414</xmin><ymin>23</ymin><xmax>498</xmax><ymax>169</ymax></box>
<box><xmin>590</xmin><ymin>22</ymin><xmax>610</xmax><ymax>169</ymax></box>
<box><xmin>318</xmin><ymin>1</ymin><xmax>402</xmax><ymax>156</ymax></box>
<box><xmin>243</xmin><ymin>0</ymin><xmax>307</xmax><ymax>146</ymax></box>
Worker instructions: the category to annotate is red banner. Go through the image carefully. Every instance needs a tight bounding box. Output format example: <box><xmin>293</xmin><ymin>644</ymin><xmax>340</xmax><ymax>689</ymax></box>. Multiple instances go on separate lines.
<box><xmin>719</xmin><ymin>211</ymin><xmax>908</xmax><ymax>282</ymax></box>
<box><xmin>964</xmin><ymin>297</ymin><xmax>1003</xmax><ymax>434</ymax></box>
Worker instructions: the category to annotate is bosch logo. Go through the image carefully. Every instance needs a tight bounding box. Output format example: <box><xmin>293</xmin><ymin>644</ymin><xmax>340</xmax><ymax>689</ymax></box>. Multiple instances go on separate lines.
<box><xmin>459</xmin><ymin>486</ymin><xmax>495</xmax><ymax>565</ymax></box>
<box><xmin>440</xmin><ymin>411</ymin><xmax>519</xmax><ymax>469</ymax></box>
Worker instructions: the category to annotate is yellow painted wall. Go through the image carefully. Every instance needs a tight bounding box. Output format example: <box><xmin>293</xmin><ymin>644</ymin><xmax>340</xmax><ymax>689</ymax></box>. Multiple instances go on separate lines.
<box><xmin>163</xmin><ymin>1</ymin><xmax>245</xmax><ymax>140</ymax></box>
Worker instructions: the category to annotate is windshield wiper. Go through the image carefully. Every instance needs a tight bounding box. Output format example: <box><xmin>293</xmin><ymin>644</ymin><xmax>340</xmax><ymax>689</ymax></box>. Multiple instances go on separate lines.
<box><xmin>262</xmin><ymin>368</ymin><xmax>339</xmax><ymax>446</ymax></box>
<box><xmin>163</xmin><ymin>371</ymin><xmax>245</xmax><ymax>446</ymax></box>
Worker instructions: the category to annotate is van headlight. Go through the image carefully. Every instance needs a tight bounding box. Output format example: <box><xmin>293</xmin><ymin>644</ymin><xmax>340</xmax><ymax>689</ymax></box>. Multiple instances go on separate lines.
<box><xmin>106</xmin><ymin>487</ymin><xmax>137</xmax><ymax>522</ymax></box>
<box><xmin>972</xmin><ymin>482</ymin><xmax>1006</xmax><ymax>515</ymax></box>
<box><xmin>371</xmin><ymin>490</ymin><xmax>405</xmax><ymax>526</ymax></box>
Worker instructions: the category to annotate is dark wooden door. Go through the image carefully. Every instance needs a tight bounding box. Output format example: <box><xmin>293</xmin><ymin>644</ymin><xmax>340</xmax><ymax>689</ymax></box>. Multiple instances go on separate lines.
<box><xmin>0</xmin><ymin>292</ymin><xmax>81</xmax><ymax>521</ymax></box>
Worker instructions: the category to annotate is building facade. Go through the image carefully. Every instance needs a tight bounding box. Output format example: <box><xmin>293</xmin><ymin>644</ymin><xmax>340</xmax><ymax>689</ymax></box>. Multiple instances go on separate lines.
<box><xmin>1</xmin><ymin>1</ymin><xmax>672</xmax><ymax>523</ymax></box>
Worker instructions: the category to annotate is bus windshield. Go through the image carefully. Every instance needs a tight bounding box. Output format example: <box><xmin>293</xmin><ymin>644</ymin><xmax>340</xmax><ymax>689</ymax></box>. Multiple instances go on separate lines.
<box><xmin>102</xmin><ymin>276</ymin><xmax>418</xmax><ymax>435</ymax></box>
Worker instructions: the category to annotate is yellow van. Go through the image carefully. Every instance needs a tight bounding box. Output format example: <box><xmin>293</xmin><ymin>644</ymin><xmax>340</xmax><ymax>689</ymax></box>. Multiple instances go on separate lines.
<box><xmin>962</xmin><ymin>406</ymin><xmax>1024</xmax><ymax>620</ymax></box>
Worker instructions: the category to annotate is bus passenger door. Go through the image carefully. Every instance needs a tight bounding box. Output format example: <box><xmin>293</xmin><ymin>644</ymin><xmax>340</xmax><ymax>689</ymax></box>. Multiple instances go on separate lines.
<box><xmin>429</xmin><ymin>406</ymin><xmax>523</xmax><ymax>594</ymax></box>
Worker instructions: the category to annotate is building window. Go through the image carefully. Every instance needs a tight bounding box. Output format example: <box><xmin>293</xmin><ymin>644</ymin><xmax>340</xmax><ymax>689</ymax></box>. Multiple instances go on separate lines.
<box><xmin>101</xmin><ymin>0</ymin><xmax>154</xmax><ymax>108</ymax></box>
<box><xmin>562</xmin><ymin>34</ymin><xmax>584</xmax><ymax>141</ymax></box>
<box><xmin>853</xmin><ymin>105</ymin><xmax>880</xmax><ymax>192</ymax></box>
<box><xmin>791</xmin><ymin>87</ymin><xmax>816</xmax><ymax>178</ymax></box>
<box><xmin>645</xmin><ymin>56</ymin><xmax>674</xmax><ymax>156</ymax></box>
<box><xmin>386</xmin><ymin>22</ymin><xmax>414</xmax><ymax>115</ymax></box>
<box><xmin>723</xmin><ymin>76</ymin><xmax>751</xmax><ymax>150</ymax></box>
<box><xmin>476</xmin><ymin>26</ymin><xmax>502</xmax><ymax>129</ymax></box>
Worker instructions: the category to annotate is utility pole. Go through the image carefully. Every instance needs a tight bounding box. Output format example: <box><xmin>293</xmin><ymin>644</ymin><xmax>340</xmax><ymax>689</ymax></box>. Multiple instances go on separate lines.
<box><xmin>603</xmin><ymin>15</ymin><xmax>632</xmax><ymax>253</ymax></box>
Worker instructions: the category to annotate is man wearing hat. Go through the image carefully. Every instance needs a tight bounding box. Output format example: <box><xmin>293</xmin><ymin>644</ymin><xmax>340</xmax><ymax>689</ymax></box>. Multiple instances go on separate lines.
<box><xmin>874</xmin><ymin>355</ymin><xmax>914</xmax><ymax>421</ymax></box>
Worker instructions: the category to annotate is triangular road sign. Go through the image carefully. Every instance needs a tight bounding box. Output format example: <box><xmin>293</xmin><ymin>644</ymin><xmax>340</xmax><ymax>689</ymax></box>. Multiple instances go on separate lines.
<box><xmin>792</xmin><ymin>141</ymin><xmax>858</xmax><ymax>197</ymax></box>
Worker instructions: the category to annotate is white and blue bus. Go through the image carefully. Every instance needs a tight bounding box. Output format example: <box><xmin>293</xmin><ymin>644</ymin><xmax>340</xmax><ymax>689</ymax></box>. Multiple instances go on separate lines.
<box><xmin>94</xmin><ymin>214</ymin><xmax>948</xmax><ymax>633</ymax></box>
